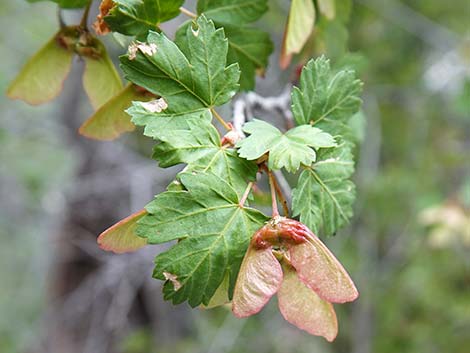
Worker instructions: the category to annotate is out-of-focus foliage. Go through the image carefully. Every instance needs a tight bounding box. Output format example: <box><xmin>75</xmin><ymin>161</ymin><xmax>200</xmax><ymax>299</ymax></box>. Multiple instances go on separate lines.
<box><xmin>1</xmin><ymin>2</ymin><xmax>76</xmax><ymax>352</ymax></box>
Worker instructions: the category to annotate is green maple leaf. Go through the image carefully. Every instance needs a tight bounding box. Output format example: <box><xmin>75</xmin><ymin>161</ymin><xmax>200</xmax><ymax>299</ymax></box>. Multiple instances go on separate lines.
<box><xmin>292</xmin><ymin>56</ymin><xmax>363</xmax><ymax>138</ymax></box>
<box><xmin>104</xmin><ymin>0</ymin><xmax>184</xmax><ymax>38</ymax></box>
<box><xmin>127</xmin><ymin>101</ymin><xmax>257</xmax><ymax>194</ymax></box>
<box><xmin>121</xmin><ymin>15</ymin><xmax>240</xmax><ymax>114</ymax></box>
<box><xmin>175</xmin><ymin>0</ymin><xmax>272</xmax><ymax>91</ymax></box>
<box><xmin>136</xmin><ymin>172</ymin><xmax>268</xmax><ymax>307</ymax></box>
<box><xmin>152</xmin><ymin>118</ymin><xmax>258</xmax><ymax>196</ymax></box>
<box><xmin>197</xmin><ymin>0</ymin><xmax>268</xmax><ymax>24</ymax></box>
<box><xmin>236</xmin><ymin>119</ymin><xmax>336</xmax><ymax>173</ymax></box>
<box><xmin>291</xmin><ymin>139</ymin><xmax>355</xmax><ymax>236</ymax></box>
<box><xmin>127</xmin><ymin>100</ymin><xmax>212</xmax><ymax>139</ymax></box>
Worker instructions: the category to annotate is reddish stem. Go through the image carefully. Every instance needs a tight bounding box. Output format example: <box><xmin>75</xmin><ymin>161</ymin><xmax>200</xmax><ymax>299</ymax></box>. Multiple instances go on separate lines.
<box><xmin>268</xmin><ymin>170</ymin><xmax>280</xmax><ymax>217</ymax></box>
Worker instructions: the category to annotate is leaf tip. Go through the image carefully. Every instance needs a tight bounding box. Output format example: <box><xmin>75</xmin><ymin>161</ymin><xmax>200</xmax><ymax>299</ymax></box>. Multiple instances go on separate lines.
<box><xmin>97</xmin><ymin>210</ymin><xmax>148</xmax><ymax>254</ymax></box>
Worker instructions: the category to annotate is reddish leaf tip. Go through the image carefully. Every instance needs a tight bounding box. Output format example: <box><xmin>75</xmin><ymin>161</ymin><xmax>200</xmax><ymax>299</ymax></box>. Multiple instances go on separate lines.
<box><xmin>97</xmin><ymin>210</ymin><xmax>148</xmax><ymax>254</ymax></box>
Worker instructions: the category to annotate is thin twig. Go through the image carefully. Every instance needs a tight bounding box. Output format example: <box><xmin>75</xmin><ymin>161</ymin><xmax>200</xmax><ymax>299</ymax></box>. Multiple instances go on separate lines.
<box><xmin>239</xmin><ymin>182</ymin><xmax>254</xmax><ymax>207</ymax></box>
<box><xmin>211</xmin><ymin>108</ymin><xmax>232</xmax><ymax>131</ymax></box>
<box><xmin>179</xmin><ymin>6</ymin><xmax>197</xmax><ymax>19</ymax></box>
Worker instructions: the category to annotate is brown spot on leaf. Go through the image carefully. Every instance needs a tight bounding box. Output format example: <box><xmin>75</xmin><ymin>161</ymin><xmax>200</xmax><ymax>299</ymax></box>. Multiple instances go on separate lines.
<box><xmin>141</xmin><ymin>98</ymin><xmax>168</xmax><ymax>113</ymax></box>
<box><xmin>163</xmin><ymin>272</ymin><xmax>182</xmax><ymax>291</ymax></box>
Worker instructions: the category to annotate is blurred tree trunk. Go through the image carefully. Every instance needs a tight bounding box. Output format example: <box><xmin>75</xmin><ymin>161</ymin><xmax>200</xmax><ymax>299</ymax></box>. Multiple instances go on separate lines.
<box><xmin>32</xmin><ymin>60</ymin><xmax>190</xmax><ymax>353</ymax></box>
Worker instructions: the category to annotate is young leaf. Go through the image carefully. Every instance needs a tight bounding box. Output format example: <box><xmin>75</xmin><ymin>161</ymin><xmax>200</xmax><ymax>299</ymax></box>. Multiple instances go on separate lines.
<box><xmin>278</xmin><ymin>264</ymin><xmax>338</xmax><ymax>342</ymax></box>
<box><xmin>197</xmin><ymin>0</ymin><xmax>268</xmax><ymax>24</ymax></box>
<box><xmin>291</xmin><ymin>57</ymin><xmax>363</xmax><ymax>137</ymax></box>
<box><xmin>280</xmin><ymin>0</ymin><xmax>315</xmax><ymax>68</ymax></box>
<box><xmin>232</xmin><ymin>245</ymin><xmax>283</xmax><ymax>318</ymax></box>
<box><xmin>120</xmin><ymin>15</ymin><xmax>240</xmax><ymax>112</ymax></box>
<box><xmin>82</xmin><ymin>41</ymin><xmax>123</xmax><ymax>110</ymax></box>
<box><xmin>79</xmin><ymin>84</ymin><xmax>153</xmax><ymax>140</ymax></box>
<box><xmin>292</xmin><ymin>140</ymin><xmax>355</xmax><ymax>236</ymax></box>
<box><xmin>289</xmin><ymin>234</ymin><xmax>359</xmax><ymax>303</ymax></box>
<box><xmin>97</xmin><ymin>210</ymin><xmax>148</xmax><ymax>253</ymax></box>
<box><xmin>7</xmin><ymin>34</ymin><xmax>73</xmax><ymax>105</ymax></box>
<box><xmin>236</xmin><ymin>119</ymin><xmax>336</xmax><ymax>173</ymax></box>
<box><xmin>102</xmin><ymin>0</ymin><xmax>184</xmax><ymax>38</ymax></box>
<box><xmin>136</xmin><ymin>172</ymin><xmax>268</xmax><ymax>307</ymax></box>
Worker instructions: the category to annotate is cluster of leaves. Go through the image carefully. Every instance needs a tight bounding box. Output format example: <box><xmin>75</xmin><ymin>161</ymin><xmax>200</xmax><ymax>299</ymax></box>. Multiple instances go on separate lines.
<box><xmin>114</xmin><ymin>15</ymin><xmax>362</xmax><ymax>306</ymax></box>
<box><xmin>10</xmin><ymin>0</ymin><xmax>363</xmax><ymax>316</ymax></box>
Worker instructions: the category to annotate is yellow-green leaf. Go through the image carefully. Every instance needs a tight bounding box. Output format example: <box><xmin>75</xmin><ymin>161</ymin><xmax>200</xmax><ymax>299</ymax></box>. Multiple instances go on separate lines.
<box><xmin>82</xmin><ymin>42</ymin><xmax>123</xmax><ymax>110</ymax></box>
<box><xmin>7</xmin><ymin>34</ymin><xmax>74</xmax><ymax>105</ymax></box>
<box><xmin>281</xmin><ymin>0</ymin><xmax>315</xmax><ymax>68</ymax></box>
<box><xmin>202</xmin><ymin>274</ymin><xmax>231</xmax><ymax>309</ymax></box>
<box><xmin>79</xmin><ymin>84</ymin><xmax>152</xmax><ymax>140</ymax></box>
<box><xmin>98</xmin><ymin>210</ymin><xmax>148</xmax><ymax>253</ymax></box>
<box><xmin>317</xmin><ymin>0</ymin><xmax>336</xmax><ymax>20</ymax></box>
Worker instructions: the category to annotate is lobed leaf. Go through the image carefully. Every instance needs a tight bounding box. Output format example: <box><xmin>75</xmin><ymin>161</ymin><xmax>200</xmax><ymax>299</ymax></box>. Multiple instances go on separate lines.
<box><xmin>292</xmin><ymin>140</ymin><xmax>355</xmax><ymax>235</ymax></box>
<box><xmin>103</xmin><ymin>0</ymin><xmax>184</xmax><ymax>38</ymax></box>
<box><xmin>153</xmin><ymin>118</ymin><xmax>258</xmax><ymax>196</ymax></box>
<box><xmin>175</xmin><ymin>21</ymin><xmax>273</xmax><ymax>91</ymax></box>
<box><xmin>121</xmin><ymin>15</ymin><xmax>240</xmax><ymax>112</ymax></box>
<box><xmin>292</xmin><ymin>57</ymin><xmax>363</xmax><ymax>137</ymax></box>
<box><xmin>237</xmin><ymin>119</ymin><xmax>336</xmax><ymax>173</ymax></box>
<box><xmin>137</xmin><ymin>172</ymin><xmax>268</xmax><ymax>307</ymax></box>
<box><xmin>128</xmin><ymin>100</ymin><xmax>212</xmax><ymax>138</ymax></box>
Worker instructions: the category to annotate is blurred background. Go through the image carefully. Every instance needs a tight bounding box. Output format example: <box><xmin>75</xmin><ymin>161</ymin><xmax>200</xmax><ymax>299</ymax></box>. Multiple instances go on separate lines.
<box><xmin>1</xmin><ymin>0</ymin><xmax>469</xmax><ymax>352</ymax></box>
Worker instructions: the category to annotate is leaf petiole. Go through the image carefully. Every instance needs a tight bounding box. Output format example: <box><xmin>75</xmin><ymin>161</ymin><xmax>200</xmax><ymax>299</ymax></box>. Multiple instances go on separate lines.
<box><xmin>211</xmin><ymin>108</ymin><xmax>232</xmax><ymax>131</ymax></box>
<box><xmin>239</xmin><ymin>182</ymin><xmax>254</xmax><ymax>207</ymax></box>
